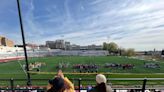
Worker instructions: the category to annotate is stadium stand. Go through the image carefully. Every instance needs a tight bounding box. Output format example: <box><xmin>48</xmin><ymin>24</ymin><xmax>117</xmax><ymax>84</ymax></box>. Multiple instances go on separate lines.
<box><xmin>0</xmin><ymin>49</ymin><xmax>109</xmax><ymax>63</ymax></box>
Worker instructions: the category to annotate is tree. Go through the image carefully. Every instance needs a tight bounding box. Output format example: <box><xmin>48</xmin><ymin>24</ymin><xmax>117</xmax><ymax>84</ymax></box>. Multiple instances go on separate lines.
<box><xmin>103</xmin><ymin>42</ymin><xmax>107</xmax><ymax>50</ymax></box>
<box><xmin>103</xmin><ymin>42</ymin><xmax>119</xmax><ymax>55</ymax></box>
<box><xmin>126</xmin><ymin>48</ymin><xmax>135</xmax><ymax>56</ymax></box>
<box><xmin>119</xmin><ymin>48</ymin><xmax>135</xmax><ymax>56</ymax></box>
<box><xmin>120</xmin><ymin>48</ymin><xmax>126</xmax><ymax>56</ymax></box>
<box><xmin>107</xmin><ymin>42</ymin><xmax>118</xmax><ymax>53</ymax></box>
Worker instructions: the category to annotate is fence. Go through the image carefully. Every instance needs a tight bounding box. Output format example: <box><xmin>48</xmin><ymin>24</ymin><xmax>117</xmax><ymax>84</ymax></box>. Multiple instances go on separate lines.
<box><xmin>0</xmin><ymin>78</ymin><xmax>164</xmax><ymax>92</ymax></box>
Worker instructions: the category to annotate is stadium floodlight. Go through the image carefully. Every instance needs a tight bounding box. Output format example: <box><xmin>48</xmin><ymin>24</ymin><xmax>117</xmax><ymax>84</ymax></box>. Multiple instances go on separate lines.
<box><xmin>16</xmin><ymin>0</ymin><xmax>31</xmax><ymax>86</ymax></box>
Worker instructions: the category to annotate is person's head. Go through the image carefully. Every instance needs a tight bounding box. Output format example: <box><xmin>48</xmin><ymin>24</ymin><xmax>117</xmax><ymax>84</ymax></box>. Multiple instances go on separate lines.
<box><xmin>96</xmin><ymin>74</ymin><xmax>107</xmax><ymax>84</ymax></box>
<box><xmin>95</xmin><ymin>74</ymin><xmax>107</xmax><ymax>92</ymax></box>
<box><xmin>48</xmin><ymin>77</ymin><xmax>65</xmax><ymax>92</ymax></box>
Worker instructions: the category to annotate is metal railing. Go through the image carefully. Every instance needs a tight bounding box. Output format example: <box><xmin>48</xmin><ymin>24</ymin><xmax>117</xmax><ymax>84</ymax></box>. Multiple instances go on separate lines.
<box><xmin>0</xmin><ymin>78</ymin><xmax>164</xmax><ymax>92</ymax></box>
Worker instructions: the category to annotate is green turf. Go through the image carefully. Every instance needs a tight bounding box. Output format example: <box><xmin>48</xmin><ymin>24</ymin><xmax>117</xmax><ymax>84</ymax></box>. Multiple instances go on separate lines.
<box><xmin>1</xmin><ymin>56</ymin><xmax>164</xmax><ymax>77</ymax></box>
<box><xmin>0</xmin><ymin>56</ymin><xmax>164</xmax><ymax>86</ymax></box>
<box><xmin>25</xmin><ymin>56</ymin><xmax>164</xmax><ymax>73</ymax></box>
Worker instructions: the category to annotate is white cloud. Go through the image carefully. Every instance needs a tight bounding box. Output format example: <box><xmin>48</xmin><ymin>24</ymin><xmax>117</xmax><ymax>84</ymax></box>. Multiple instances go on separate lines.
<box><xmin>1</xmin><ymin>0</ymin><xmax>164</xmax><ymax>51</ymax></box>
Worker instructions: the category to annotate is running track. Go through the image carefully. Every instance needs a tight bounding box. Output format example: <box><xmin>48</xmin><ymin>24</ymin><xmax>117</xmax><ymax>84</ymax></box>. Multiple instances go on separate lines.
<box><xmin>0</xmin><ymin>57</ymin><xmax>24</xmax><ymax>63</ymax></box>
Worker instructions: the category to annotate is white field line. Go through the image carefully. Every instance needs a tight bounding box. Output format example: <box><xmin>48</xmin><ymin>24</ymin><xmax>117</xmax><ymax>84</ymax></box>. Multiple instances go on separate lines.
<box><xmin>17</xmin><ymin>60</ymin><xmax>27</xmax><ymax>75</ymax></box>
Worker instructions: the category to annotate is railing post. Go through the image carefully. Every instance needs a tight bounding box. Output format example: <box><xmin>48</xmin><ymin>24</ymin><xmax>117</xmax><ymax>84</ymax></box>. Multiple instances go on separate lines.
<box><xmin>142</xmin><ymin>79</ymin><xmax>147</xmax><ymax>92</ymax></box>
<box><xmin>78</xmin><ymin>78</ymin><xmax>81</xmax><ymax>92</ymax></box>
<box><xmin>10</xmin><ymin>78</ymin><xmax>14</xmax><ymax>92</ymax></box>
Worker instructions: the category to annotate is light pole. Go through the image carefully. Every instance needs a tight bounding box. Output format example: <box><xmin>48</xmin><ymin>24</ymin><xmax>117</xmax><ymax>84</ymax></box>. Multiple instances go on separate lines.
<box><xmin>107</xmin><ymin>36</ymin><xmax>110</xmax><ymax>43</ymax></box>
<box><xmin>16</xmin><ymin>0</ymin><xmax>31</xmax><ymax>86</ymax></box>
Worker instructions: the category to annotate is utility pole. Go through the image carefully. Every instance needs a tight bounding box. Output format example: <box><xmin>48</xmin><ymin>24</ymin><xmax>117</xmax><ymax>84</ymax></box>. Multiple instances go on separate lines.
<box><xmin>16</xmin><ymin>0</ymin><xmax>31</xmax><ymax>86</ymax></box>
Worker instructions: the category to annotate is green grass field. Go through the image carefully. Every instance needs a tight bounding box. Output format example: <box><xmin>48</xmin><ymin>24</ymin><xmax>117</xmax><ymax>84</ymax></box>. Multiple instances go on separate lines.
<box><xmin>1</xmin><ymin>56</ymin><xmax>164</xmax><ymax>78</ymax></box>
<box><xmin>0</xmin><ymin>56</ymin><xmax>164</xmax><ymax>86</ymax></box>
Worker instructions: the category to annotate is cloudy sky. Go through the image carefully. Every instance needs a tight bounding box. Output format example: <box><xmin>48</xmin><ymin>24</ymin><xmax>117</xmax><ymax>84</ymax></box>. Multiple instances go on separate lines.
<box><xmin>0</xmin><ymin>0</ymin><xmax>164</xmax><ymax>51</ymax></box>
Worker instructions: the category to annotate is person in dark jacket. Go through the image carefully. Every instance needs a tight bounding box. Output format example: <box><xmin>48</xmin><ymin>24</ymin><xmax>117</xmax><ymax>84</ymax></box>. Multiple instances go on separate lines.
<box><xmin>47</xmin><ymin>77</ymin><xmax>65</xmax><ymax>92</ymax></box>
<box><xmin>88</xmin><ymin>74</ymin><xmax>112</xmax><ymax>92</ymax></box>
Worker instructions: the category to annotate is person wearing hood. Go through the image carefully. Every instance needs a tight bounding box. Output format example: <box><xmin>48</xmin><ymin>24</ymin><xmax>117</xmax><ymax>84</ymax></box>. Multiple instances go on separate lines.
<box><xmin>88</xmin><ymin>74</ymin><xmax>112</xmax><ymax>92</ymax></box>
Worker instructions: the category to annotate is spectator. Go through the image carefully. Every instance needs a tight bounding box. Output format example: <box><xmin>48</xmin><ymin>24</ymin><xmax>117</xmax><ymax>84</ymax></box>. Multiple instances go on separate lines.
<box><xmin>47</xmin><ymin>70</ymin><xmax>75</xmax><ymax>92</ymax></box>
<box><xmin>87</xmin><ymin>85</ymin><xmax>92</xmax><ymax>91</ymax></box>
<box><xmin>88</xmin><ymin>74</ymin><xmax>112</xmax><ymax>92</ymax></box>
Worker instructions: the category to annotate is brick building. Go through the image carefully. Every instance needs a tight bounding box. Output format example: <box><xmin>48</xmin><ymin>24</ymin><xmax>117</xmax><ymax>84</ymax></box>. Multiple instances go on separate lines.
<box><xmin>0</xmin><ymin>36</ymin><xmax>14</xmax><ymax>47</ymax></box>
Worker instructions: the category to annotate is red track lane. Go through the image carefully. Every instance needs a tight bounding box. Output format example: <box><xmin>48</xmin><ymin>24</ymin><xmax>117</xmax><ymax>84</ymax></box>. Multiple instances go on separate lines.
<box><xmin>0</xmin><ymin>57</ymin><xmax>24</xmax><ymax>63</ymax></box>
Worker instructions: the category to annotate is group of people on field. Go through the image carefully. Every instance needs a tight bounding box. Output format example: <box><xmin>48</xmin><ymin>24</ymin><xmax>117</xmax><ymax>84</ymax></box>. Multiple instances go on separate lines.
<box><xmin>47</xmin><ymin>70</ymin><xmax>112</xmax><ymax>92</ymax></box>
<box><xmin>104</xmin><ymin>63</ymin><xmax>134</xmax><ymax>69</ymax></box>
<box><xmin>73</xmin><ymin>64</ymin><xmax>99</xmax><ymax>73</ymax></box>
<box><xmin>28</xmin><ymin>62</ymin><xmax>46</xmax><ymax>71</ymax></box>
<box><xmin>144</xmin><ymin>62</ymin><xmax>160</xmax><ymax>69</ymax></box>
<box><xmin>56</xmin><ymin>62</ymin><xmax>69</xmax><ymax>69</ymax></box>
